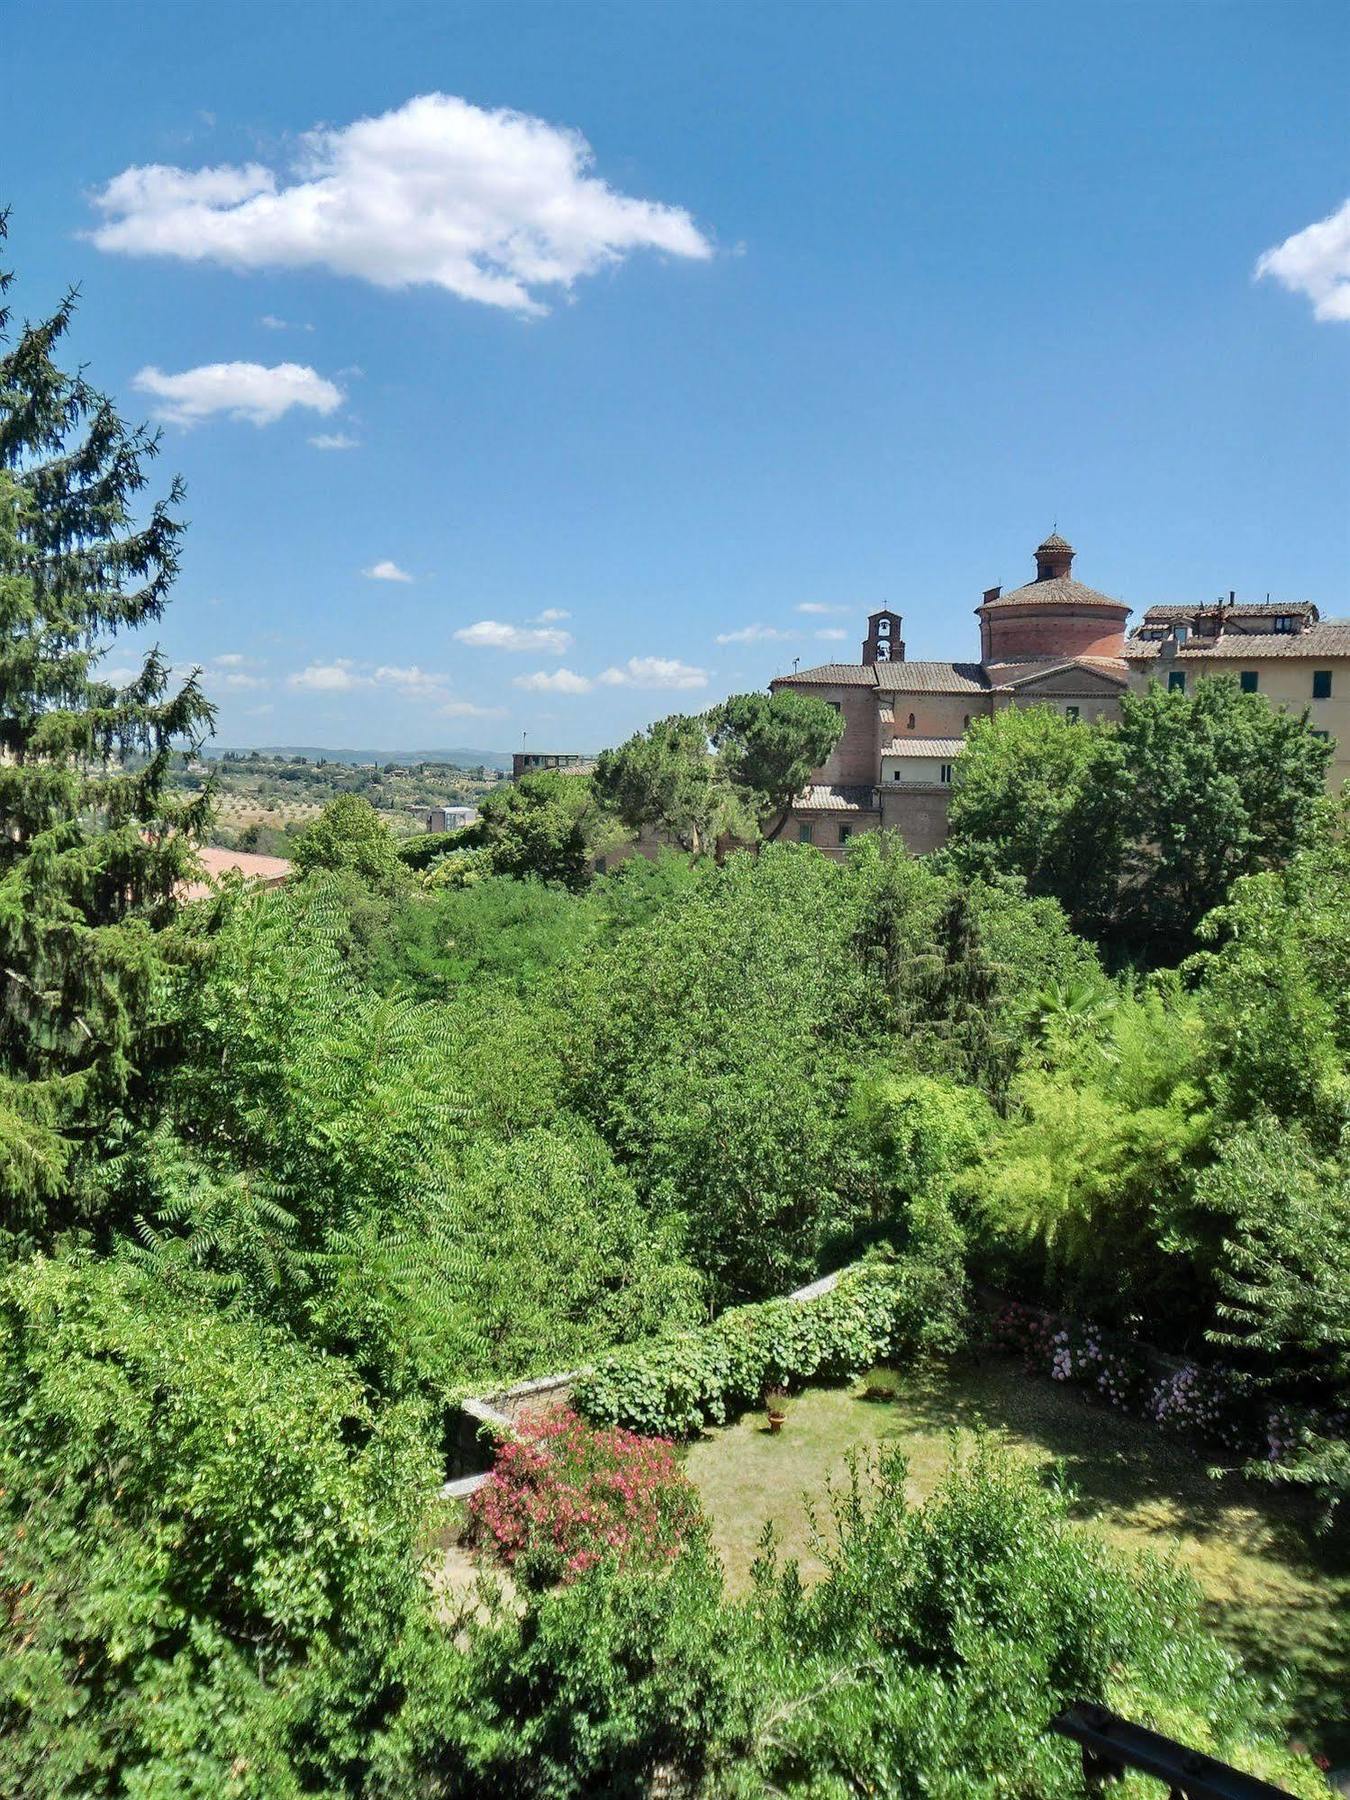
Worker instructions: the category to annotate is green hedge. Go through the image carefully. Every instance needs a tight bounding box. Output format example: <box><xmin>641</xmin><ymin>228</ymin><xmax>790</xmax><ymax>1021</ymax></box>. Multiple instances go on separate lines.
<box><xmin>572</xmin><ymin>1256</ymin><xmax>962</xmax><ymax>1438</ymax></box>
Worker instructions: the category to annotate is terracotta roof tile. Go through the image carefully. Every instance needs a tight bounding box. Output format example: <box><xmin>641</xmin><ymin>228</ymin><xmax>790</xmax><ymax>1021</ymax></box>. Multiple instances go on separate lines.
<box><xmin>1126</xmin><ymin>621</ymin><xmax>1350</xmax><ymax>660</ymax></box>
<box><xmin>880</xmin><ymin>737</ymin><xmax>965</xmax><ymax>757</ymax></box>
<box><xmin>1140</xmin><ymin>601</ymin><xmax>1318</xmax><ymax>623</ymax></box>
<box><xmin>874</xmin><ymin>660</ymin><xmax>989</xmax><ymax>693</ymax></box>
<box><xmin>774</xmin><ymin>664</ymin><xmax>878</xmax><ymax>688</ymax></box>
<box><xmin>795</xmin><ymin>783</ymin><xmax>881</xmax><ymax>812</ymax></box>
<box><xmin>979</xmin><ymin>574</ymin><xmax>1128</xmax><ymax>612</ymax></box>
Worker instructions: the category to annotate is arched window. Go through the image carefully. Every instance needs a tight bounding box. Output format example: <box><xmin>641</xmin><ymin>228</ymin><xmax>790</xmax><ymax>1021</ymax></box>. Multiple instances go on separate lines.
<box><xmin>877</xmin><ymin>617</ymin><xmax>890</xmax><ymax>637</ymax></box>
<box><xmin>962</xmin><ymin>714</ymin><xmax>970</xmax><ymax>729</ymax></box>
<box><xmin>906</xmin><ymin>712</ymin><xmax>916</xmax><ymax>730</ymax></box>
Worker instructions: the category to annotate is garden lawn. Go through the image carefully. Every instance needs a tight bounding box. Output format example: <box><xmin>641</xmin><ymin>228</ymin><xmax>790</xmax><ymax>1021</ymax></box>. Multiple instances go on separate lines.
<box><xmin>682</xmin><ymin>1354</ymin><xmax>1350</xmax><ymax>1759</ymax></box>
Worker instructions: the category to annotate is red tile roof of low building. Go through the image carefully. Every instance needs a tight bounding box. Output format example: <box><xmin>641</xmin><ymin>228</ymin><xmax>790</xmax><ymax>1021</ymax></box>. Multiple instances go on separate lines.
<box><xmin>1126</xmin><ymin>621</ymin><xmax>1350</xmax><ymax>660</ymax></box>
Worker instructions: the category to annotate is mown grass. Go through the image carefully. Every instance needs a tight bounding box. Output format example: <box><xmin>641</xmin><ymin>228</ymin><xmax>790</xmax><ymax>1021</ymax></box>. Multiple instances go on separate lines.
<box><xmin>682</xmin><ymin>1354</ymin><xmax>1350</xmax><ymax>1758</ymax></box>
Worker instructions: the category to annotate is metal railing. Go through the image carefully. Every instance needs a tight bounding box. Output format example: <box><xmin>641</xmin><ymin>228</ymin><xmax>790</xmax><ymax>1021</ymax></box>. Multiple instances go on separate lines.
<box><xmin>1051</xmin><ymin>1704</ymin><xmax>1294</xmax><ymax>1800</ymax></box>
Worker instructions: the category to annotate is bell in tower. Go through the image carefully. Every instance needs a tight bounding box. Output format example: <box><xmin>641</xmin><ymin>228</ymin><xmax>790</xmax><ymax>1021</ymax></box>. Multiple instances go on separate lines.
<box><xmin>862</xmin><ymin>608</ymin><xmax>905</xmax><ymax>666</ymax></box>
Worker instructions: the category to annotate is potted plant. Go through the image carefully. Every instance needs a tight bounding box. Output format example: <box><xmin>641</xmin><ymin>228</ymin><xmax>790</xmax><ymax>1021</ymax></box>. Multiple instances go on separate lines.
<box><xmin>764</xmin><ymin>1386</ymin><xmax>789</xmax><ymax>1434</ymax></box>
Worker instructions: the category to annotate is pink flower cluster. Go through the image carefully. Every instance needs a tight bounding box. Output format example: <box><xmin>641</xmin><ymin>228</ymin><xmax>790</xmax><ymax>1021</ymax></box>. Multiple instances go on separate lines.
<box><xmin>469</xmin><ymin>1405</ymin><xmax>704</xmax><ymax>1586</ymax></box>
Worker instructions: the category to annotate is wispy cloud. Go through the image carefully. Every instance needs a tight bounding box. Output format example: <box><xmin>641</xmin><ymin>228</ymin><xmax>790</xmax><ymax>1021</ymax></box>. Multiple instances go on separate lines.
<box><xmin>598</xmin><ymin>656</ymin><xmax>708</xmax><ymax>691</ymax></box>
<box><xmin>260</xmin><ymin>313</ymin><xmax>314</xmax><ymax>331</ymax></box>
<box><xmin>441</xmin><ymin>699</ymin><xmax>507</xmax><ymax>718</ymax></box>
<box><xmin>90</xmin><ymin>93</ymin><xmax>713</xmax><ymax>317</ymax></box>
<box><xmin>715</xmin><ymin>623</ymin><xmax>792</xmax><ymax>645</ymax></box>
<box><xmin>132</xmin><ymin>360</ymin><xmax>343</xmax><ymax>426</ymax></box>
<box><xmin>310</xmin><ymin>432</ymin><xmax>359</xmax><ymax>451</ymax></box>
<box><xmin>814</xmin><ymin>628</ymin><xmax>847</xmax><ymax>641</ymax></box>
<box><xmin>513</xmin><ymin>668</ymin><xmax>592</xmax><ymax>694</ymax></box>
<box><xmin>363</xmin><ymin>559</ymin><xmax>413</xmax><ymax>582</ymax></box>
<box><xmin>287</xmin><ymin>658</ymin><xmax>365</xmax><ymax>692</ymax></box>
<box><xmin>795</xmin><ymin>601</ymin><xmax>849</xmax><ymax>615</ymax></box>
<box><xmin>1255</xmin><ymin>197</ymin><xmax>1350</xmax><ymax>322</ymax></box>
<box><xmin>532</xmin><ymin>607</ymin><xmax>571</xmax><ymax>623</ymax></box>
<box><xmin>454</xmin><ymin>619</ymin><xmax>573</xmax><ymax>654</ymax></box>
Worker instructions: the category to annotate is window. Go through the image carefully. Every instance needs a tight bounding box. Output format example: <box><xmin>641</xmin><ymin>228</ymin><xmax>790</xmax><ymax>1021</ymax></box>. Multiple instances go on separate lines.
<box><xmin>892</xmin><ymin>769</ymin><xmax>901</xmax><ymax>781</ymax></box>
<box><xmin>939</xmin><ymin>763</ymin><xmax>953</xmax><ymax>784</ymax></box>
<box><xmin>1313</xmin><ymin>670</ymin><xmax>1333</xmax><ymax>700</ymax></box>
<box><xmin>1175</xmin><ymin>625</ymin><xmax>1189</xmax><ymax>644</ymax></box>
<box><xmin>877</xmin><ymin>618</ymin><xmax>890</xmax><ymax>637</ymax></box>
<box><xmin>875</xmin><ymin>642</ymin><xmax>890</xmax><ymax>662</ymax></box>
<box><xmin>906</xmin><ymin>712</ymin><xmax>916</xmax><ymax>730</ymax></box>
<box><xmin>1239</xmin><ymin>670</ymin><xmax>1259</xmax><ymax>694</ymax></box>
<box><xmin>1064</xmin><ymin>705</ymin><xmax>1080</xmax><ymax>723</ymax></box>
<box><xmin>797</xmin><ymin>822</ymin><xmax>813</xmax><ymax>844</ymax></box>
<box><xmin>1312</xmin><ymin>729</ymin><xmax>1331</xmax><ymax>741</ymax></box>
<box><xmin>1167</xmin><ymin>670</ymin><xmax>1186</xmax><ymax>693</ymax></box>
<box><xmin>838</xmin><ymin>824</ymin><xmax>852</xmax><ymax>845</ymax></box>
<box><xmin>962</xmin><ymin>714</ymin><xmax>971</xmax><ymax>729</ymax></box>
<box><xmin>1273</xmin><ymin>615</ymin><xmax>1296</xmax><ymax>633</ymax></box>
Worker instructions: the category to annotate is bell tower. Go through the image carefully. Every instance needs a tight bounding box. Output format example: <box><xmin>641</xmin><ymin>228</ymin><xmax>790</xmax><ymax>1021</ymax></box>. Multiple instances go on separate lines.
<box><xmin>862</xmin><ymin>608</ymin><xmax>905</xmax><ymax>666</ymax></box>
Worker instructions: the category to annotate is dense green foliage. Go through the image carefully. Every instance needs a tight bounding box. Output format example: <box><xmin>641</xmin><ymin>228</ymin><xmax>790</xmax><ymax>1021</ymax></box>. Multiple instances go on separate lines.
<box><xmin>408</xmin><ymin>1443</ymin><xmax>1321</xmax><ymax>1799</ymax></box>
<box><xmin>0</xmin><ymin>232</ymin><xmax>213</xmax><ymax>1245</ymax></box>
<box><xmin>2</xmin><ymin>233</ymin><xmax>1345</xmax><ymax>1791</ymax></box>
<box><xmin>0</xmin><ymin>1257</ymin><xmax>447</xmax><ymax>1799</ymax></box>
<box><xmin>950</xmin><ymin>683</ymin><xmax>1331</xmax><ymax>957</ymax></box>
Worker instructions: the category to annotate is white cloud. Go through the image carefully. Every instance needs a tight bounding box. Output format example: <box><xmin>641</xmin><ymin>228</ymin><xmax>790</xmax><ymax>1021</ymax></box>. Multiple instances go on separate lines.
<box><xmin>221</xmin><ymin>671</ymin><xmax>267</xmax><ymax>688</ymax></box>
<box><xmin>454</xmin><ymin>619</ymin><xmax>572</xmax><ymax>654</ymax></box>
<box><xmin>99</xmin><ymin>664</ymin><xmax>140</xmax><ymax>685</ymax></box>
<box><xmin>1255</xmin><ymin>198</ymin><xmax>1350</xmax><ymax>322</ymax></box>
<box><xmin>287</xmin><ymin>658</ymin><xmax>364</xmax><ymax>691</ymax></box>
<box><xmin>285</xmin><ymin>658</ymin><xmax>459</xmax><ymax>701</ymax></box>
<box><xmin>715</xmin><ymin>623</ymin><xmax>792</xmax><ymax>645</ymax></box>
<box><xmin>532</xmin><ymin>607</ymin><xmax>571</xmax><ymax>622</ymax></box>
<box><xmin>90</xmin><ymin>93</ymin><xmax>713</xmax><ymax>317</ymax></box>
<box><xmin>598</xmin><ymin>656</ymin><xmax>709</xmax><ymax>691</ymax></box>
<box><xmin>364</xmin><ymin>559</ymin><xmax>413</xmax><ymax>582</ymax></box>
<box><xmin>815</xmin><ymin>628</ymin><xmax>847</xmax><ymax>641</ymax></box>
<box><xmin>441</xmin><ymin>699</ymin><xmax>507</xmax><ymax>718</ymax></box>
<box><xmin>310</xmin><ymin>432</ymin><xmax>359</xmax><ymax>451</ymax></box>
<box><xmin>214</xmin><ymin>652</ymin><xmax>246</xmax><ymax>666</ymax></box>
<box><xmin>513</xmin><ymin>668</ymin><xmax>593</xmax><ymax>694</ymax></box>
<box><xmin>372</xmin><ymin>663</ymin><xmax>448</xmax><ymax>697</ymax></box>
<box><xmin>132</xmin><ymin>360</ymin><xmax>343</xmax><ymax>426</ymax></box>
<box><xmin>795</xmin><ymin>602</ymin><xmax>848</xmax><ymax>615</ymax></box>
<box><xmin>260</xmin><ymin>313</ymin><xmax>314</xmax><ymax>331</ymax></box>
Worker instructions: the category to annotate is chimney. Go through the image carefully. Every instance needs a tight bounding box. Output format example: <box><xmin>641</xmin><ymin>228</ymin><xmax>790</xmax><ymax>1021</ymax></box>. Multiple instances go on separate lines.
<box><xmin>983</xmin><ymin>586</ymin><xmax>1001</xmax><ymax>604</ymax></box>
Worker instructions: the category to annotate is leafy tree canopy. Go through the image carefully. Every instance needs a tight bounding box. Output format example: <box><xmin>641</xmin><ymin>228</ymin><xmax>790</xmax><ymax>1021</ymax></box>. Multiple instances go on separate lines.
<box><xmin>709</xmin><ymin>688</ymin><xmax>844</xmax><ymax>839</ymax></box>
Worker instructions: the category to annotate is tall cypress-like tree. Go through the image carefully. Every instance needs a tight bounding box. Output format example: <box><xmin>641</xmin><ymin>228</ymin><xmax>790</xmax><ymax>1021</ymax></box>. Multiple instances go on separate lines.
<box><xmin>0</xmin><ymin>216</ymin><xmax>214</xmax><ymax>1243</ymax></box>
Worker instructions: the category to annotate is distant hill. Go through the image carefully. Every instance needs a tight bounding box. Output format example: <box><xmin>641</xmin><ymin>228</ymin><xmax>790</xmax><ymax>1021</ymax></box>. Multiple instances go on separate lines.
<box><xmin>204</xmin><ymin>745</ymin><xmax>515</xmax><ymax>772</ymax></box>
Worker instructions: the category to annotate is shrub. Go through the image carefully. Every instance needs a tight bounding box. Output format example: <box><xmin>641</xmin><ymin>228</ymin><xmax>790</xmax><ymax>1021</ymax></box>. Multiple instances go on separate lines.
<box><xmin>572</xmin><ymin>1256</ymin><xmax>961</xmax><ymax>1438</ymax></box>
<box><xmin>468</xmin><ymin>1407</ymin><xmax>705</xmax><ymax>1587</ymax></box>
<box><xmin>0</xmin><ymin>1257</ymin><xmax>446</xmax><ymax>1798</ymax></box>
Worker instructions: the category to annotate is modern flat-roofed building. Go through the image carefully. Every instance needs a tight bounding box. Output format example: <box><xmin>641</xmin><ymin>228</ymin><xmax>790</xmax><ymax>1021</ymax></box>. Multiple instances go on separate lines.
<box><xmin>511</xmin><ymin>750</ymin><xmax>596</xmax><ymax>780</ymax></box>
<box><xmin>1124</xmin><ymin>599</ymin><xmax>1350</xmax><ymax>791</ymax></box>
<box><xmin>770</xmin><ymin>533</ymin><xmax>1132</xmax><ymax>855</ymax></box>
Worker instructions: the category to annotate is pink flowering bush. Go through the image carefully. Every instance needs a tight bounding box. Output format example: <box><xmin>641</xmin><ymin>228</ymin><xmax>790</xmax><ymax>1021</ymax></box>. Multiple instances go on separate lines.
<box><xmin>469</xmin><ymin>1406</ymin><xmax>706</xmax><ymax>1588</ymax></box>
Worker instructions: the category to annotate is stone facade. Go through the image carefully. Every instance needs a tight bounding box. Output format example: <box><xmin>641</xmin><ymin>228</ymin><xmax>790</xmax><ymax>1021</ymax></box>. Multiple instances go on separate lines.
<box><xmin>771</xmin><ymin>534</ymin><xmax>1132</xmax><ymax>856</ymax></box>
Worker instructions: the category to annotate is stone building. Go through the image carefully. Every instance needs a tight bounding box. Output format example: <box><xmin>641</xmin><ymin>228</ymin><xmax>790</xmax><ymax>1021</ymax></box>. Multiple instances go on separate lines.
<box><xmin>770</xmin><ymin>533</ymin><xmax>1132</xmax><ymax>855</ymax></box>
<box><xmin>1124</xmin><ymin>599</ymin><xmax>1350</xmax><ymax>792</ymax></box>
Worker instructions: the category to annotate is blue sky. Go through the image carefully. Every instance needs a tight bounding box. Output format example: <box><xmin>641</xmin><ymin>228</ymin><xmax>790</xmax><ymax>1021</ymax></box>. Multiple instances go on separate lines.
<box><xmin>6</xmin><ymin>0</ymin><xmax>1348</xmax><ymax>751</ymax></box>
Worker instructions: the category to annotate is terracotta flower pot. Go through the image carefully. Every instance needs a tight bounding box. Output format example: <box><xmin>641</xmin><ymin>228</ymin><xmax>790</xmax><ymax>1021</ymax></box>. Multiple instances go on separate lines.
<box><xmin>767</xmin><ymin>1410</ymin><xmax>786</xmax><ymax>1434</ymax></box>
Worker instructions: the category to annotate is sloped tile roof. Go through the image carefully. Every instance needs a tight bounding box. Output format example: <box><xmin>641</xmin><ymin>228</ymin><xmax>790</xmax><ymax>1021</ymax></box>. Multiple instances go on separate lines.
<box><xmin>1126</xmin><ymin>621</ymin><xmax>1350</xmax><ymax>660</ymax></box>
<box><xmin>775</xmin><ymin>664</ymin><xmax>878</xmax><ymax>687</ymax></box>
<box><xmin>875</xmin><ymin>660</ymin><xmax>989</xmax><ymax>693</ymax></box>
<box><xmin>979</xmin><ymin>574</ymin><xmax>1128</xmax><ymax>612</ymax></box>
<box><xmin>990</xmin><ymin>657</ymin><xmax>1129</xmax><ymax>690</ymax></box>
<box><xmin>1140</xmin><ymin>601</ymin><xmax>1318</xmax><ymax>623</ymax></box>
<box><xmin>795</xmin><ymin>784</ymin><xmax>881</xmax><ymax>812</ymax></box>
<box><xmin>880</xmin><ymin>737</ymin><xmax>965</xmax><ymax>757</ymax></box>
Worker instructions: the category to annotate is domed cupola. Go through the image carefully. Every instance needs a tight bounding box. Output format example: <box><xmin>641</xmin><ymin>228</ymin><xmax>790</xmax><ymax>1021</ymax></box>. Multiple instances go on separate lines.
<box><xmin>976</xmin><ymin>532</ymin><xmax>1129</xmax><ymax>664</ymax></box>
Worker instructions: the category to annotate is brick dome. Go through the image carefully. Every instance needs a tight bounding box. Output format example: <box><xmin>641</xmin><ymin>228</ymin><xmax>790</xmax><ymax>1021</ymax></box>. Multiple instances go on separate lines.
<box><xmin>976</xmin><ymin>534</ymin><xmax>1129</xmax><ymax>663</ymax></box>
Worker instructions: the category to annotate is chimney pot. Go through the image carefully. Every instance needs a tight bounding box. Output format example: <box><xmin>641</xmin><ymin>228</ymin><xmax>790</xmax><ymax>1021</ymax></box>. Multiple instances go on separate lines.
<box><xmin>983</xmin><ymin>586</ymin><xmax>1001</xmax><ymax>603</ymax></box>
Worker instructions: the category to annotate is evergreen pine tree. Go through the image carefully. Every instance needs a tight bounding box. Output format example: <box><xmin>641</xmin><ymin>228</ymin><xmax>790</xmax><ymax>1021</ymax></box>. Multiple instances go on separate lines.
<box><xmin>0</xmin><ymin>215</ymin><xmax>214</xmax><ymax>1245</ymax></box>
